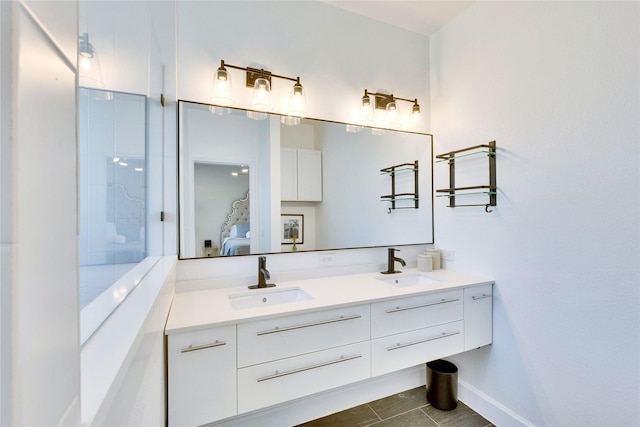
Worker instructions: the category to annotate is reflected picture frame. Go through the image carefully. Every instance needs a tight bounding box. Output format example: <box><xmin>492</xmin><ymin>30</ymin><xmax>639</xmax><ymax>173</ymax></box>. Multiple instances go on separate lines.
<box><xmin>281</xmin><ymin>214</ymin><xmax>304</xmax><ymax>244</ymax></box>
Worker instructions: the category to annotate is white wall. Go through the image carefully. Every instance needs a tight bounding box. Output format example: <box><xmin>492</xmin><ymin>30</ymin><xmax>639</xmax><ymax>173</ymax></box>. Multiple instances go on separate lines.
<box><xmin>430</xmin><ymin>2</ymin><xmax>639</xmax><ymax>426</ymax></box>
<box><xmin>1</xmin><ymin>1</ymin><xmax>80</xmax><ymax>425</ymax></box>
<box><xmin>176</xmin><ymin>1</ymin><xmax>430</xmax><ymax>131</ymax></box>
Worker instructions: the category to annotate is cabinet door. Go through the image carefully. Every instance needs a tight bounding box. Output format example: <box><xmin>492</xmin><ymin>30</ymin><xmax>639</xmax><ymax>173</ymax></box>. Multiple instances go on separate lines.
<box><xmin>297</xmin><ymin>149</ymin><xmax>322</xmax><ymax>201</ymax></box>
<box><xmin>463</xmin><ymin>284</ymin><xmax>493</xmax><ymax>350</ymax></box>
<box><xmin>281</xmin><ymin>147</ymin><xmax>297</xmax><ymax>201</ymax></box>
<box><xmin>238</xmin><ymin>341</ymin><xmax>371</xmax><ymax>413</ymax></box>
<box><xmin>167</xmin><ymin>325</ymin><xmax>237</xmax><ymax>427</ymax></box>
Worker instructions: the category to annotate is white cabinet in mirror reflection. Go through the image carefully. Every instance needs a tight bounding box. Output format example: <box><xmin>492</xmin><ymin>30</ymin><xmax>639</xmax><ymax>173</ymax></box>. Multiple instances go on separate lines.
<box><xmin>281</xmin><ymin>148</ymin><xmax>322</xmax><ymax>202</ymax></box>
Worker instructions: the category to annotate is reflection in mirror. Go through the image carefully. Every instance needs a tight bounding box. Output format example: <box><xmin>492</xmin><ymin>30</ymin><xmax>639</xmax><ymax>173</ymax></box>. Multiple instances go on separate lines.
<box><xmin>78</xmin><ymin>89</ymin><xmax>147</xmax><ymax>328</ymax></box>
<box><xmin>179</xmin><ymin>101</ymin><xmax>433</xmax><ymax>259</ymax></box>
<box><xmin>195</xmin><ymin>163</ymin><xmax>250</xmax><ymax>256</ymax></box>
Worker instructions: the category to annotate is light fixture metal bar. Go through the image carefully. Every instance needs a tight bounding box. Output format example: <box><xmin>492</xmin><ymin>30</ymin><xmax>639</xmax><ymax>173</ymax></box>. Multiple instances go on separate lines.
<box><xmin>222</xmin><ymin>61</ymin><xmax>299</xmax><ymax>88</ymax></box>
<box><xmin>366</xmin><ymin>90</ymin><xmax>420</xmax><ymax>110</ymax></box>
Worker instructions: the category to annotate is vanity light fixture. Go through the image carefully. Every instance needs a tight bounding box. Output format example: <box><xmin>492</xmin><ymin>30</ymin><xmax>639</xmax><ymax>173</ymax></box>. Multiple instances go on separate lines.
<box><xmin>356</xmin><ymin>89</ymin><xmax>422</xmax><ymax>131</ymax></box>
<box><xmin>210</xmin><ymin>60</ymin><xmax>307</xmax><ymax>123</ymax></box>
<box><xmin>78</xmin><ymin>32</ymin><xmax>106</xmax><ymax>90</ymax></box>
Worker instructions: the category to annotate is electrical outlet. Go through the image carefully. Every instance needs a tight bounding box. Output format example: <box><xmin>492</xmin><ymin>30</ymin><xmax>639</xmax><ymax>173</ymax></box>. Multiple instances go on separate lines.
<box><xmin>319</xmin><ymin>253</ymin><xmax>336</xmax><ymax>266</ymax></box>
<box><xmin>441</xmin><ymin>250</ymin><xmax>454</xmax><ymax>261</ymax></box>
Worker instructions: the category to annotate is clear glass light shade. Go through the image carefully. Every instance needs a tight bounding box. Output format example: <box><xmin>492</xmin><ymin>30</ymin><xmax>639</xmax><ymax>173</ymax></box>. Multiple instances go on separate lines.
<box><xmin>210</xmin><ymin>66</ymin><xmax>234</xmax><ymax>107</ymax></box>
<box><xmin>281</xmin><ymin>116</ymin><xmax>301</xmax><ymax>126</ymax></box>
<box><xmin>250</xmin><ymin>77</ymin><xmax>272</xmax><ymax>112</ymax></box>
<box><xmin>385</xmin><ymin>101</ymin><xmax>402</xmax><ymax>128</ymax></box>
<box><xmin>285</xmin><ymin>81</ymin><xmax>307</xmax><ymax>118</ymax></box>
<box><xmin>358</xmin><ymin>95</ymin><xmax>375</xmax><ymax>126</ymax></box>
<box><xmin>78</xmin><ymin>36</ymin><xmax>105</xmax><ymax>90</ymax></box>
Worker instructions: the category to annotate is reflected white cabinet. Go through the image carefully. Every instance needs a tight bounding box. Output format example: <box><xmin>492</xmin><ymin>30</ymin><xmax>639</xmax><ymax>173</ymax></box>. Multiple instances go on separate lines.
<box><xmin>463</xmin><ymin>284</ymin><xmax>493</xmax><ymax>350</ymax></box>
<box><xmin>167</xmin><ymin>325</ymin><xmax>236</xmax><ymax>427</ymax></box>
<box><xmin>281</xmin><ymin>148</ymin><xmax>322</xmax><ymax>201</ymax></box>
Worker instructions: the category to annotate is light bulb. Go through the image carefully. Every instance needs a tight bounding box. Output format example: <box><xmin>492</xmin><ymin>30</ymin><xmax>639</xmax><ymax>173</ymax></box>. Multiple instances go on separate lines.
<box><xmin>80</xmin><ymin>55</ymin><xmax>92</xmax><ymax>72</ymax></box>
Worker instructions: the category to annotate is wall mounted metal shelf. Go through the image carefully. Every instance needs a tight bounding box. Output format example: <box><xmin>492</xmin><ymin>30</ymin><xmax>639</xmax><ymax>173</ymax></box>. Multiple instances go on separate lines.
<box><xmin>380</xmin><ymin>160</ymin><xmax>419</xmax><ymax>212</ymax></box>
<box><xmin>435</xmin><ymin>141</ymin><xmax>496</xmax><ymax>213</ymax></box>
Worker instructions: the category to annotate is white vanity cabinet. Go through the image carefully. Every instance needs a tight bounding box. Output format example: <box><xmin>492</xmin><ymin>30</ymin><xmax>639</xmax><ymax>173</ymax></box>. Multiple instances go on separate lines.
<box><xmin>165</xmin><ymin>272</ymin><xmax>494</xmax><ymax>426</ymax></box>
<box><xmin>281</xmin><ymin>148</ymin><xmax>322</xmax><ymax>201</ymax></box>
<box><xmin>463</xmin><ymin>284</ymin><xmax>493</xmax><ymax>350</ymax></box>
<box><xmin>370</xmin><ymin>290</ymin><xmax>464</xmax><ymax>376</ymax></box>
<box><xmin>167</xmin><ymin>325</ymin><xmax>237</xmax><ymax>427</ymax></box>
<box><xmin>237</xmin><ymin>304</ymin><xmax>370</xmax><ymax>413</ymax></box>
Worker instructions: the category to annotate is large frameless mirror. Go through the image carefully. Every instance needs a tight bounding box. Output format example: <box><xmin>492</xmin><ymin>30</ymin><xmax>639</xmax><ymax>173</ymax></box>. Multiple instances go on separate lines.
<box><xmin>178</xmin><ymin>101</ymin><xmax>434</xmax><ymax>259</ymax></box>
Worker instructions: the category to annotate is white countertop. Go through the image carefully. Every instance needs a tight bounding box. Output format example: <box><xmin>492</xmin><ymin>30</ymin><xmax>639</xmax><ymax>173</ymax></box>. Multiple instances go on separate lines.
<box><xmin>165</xmin><ymin>268</ymin><xmax>493</xmax><ymax>335</ymax></box>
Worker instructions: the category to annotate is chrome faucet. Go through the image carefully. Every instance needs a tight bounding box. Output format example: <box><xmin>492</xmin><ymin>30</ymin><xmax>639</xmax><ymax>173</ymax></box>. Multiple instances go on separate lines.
<box><xmin>381</xmin><ymin>248</ymin><xmax>406</xmax><ymax>274</ymax></box>
<box><xmin>249</xmin><ymin>256</ymin><xmax>275</xmax><ymax>289</ymax></box>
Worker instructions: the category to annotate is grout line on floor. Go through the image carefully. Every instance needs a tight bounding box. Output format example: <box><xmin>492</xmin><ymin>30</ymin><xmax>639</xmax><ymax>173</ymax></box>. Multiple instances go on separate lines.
<box><xmin>420</xmin><ymin>407</ymin><xmax>443</xmax><ymax>427</ymax></box>
<box><xmin>372</xmin><ymin>406</ymin><xmax>438</xmax><ymax>426</ymax></box>
<box><xmin>365</xmin><ymin>403</ymin><xmax>383</xmax><ymax>422</ymax></box>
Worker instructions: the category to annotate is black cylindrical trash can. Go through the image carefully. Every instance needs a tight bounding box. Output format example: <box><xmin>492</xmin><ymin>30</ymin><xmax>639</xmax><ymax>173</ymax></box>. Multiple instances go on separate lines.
<box><xmin>426</xmin><ymin>359</ymin><xmax>458</xmax><ymax>410</ymax></box>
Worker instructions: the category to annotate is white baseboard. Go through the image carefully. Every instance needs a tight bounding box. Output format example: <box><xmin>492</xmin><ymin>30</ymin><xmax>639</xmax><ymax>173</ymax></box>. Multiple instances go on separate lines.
<box><xmin>209</xmin><ymin>365</ymin><xmax>426</xmax><ymax>427</ymax></box>
<box><xmin>458</xmin><ymin>379</ymin><xmax>535</xmax><ymax>427</ymax></box>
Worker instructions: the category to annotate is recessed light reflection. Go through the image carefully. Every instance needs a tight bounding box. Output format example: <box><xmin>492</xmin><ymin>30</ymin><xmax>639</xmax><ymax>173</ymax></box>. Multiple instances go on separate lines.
<box><xmin>112</xmin><ymin>285</ymin><xmax>128</xmax><ymax>302</ymax></box>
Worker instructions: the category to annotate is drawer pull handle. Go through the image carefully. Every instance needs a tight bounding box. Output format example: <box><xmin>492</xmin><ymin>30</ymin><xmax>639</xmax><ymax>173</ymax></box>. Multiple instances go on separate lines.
<box><xmin>257</xmin><ymin>354</ymin><xmax>362</xmax><ymax>382</ymax></box>
<box><xmin>181</xmin><ymin>340</ymin><xmax>226</xmax><ymax>353</ymax></box>
<box><xmin>257</xmin><ymin>314</ymin><xmax>362</xmax><ymax>336</ymax></box>
<box><xmin>387</xmin><ymin>331</ymin><xmax>460</xmax><ymax>351</ymax></box>
<box><xmin>472</xmin><ymin>294</ymin><xmax>491</xmax><ymax>300</ymax></box>
<box><xmin>386</xmin><ymin>298</ymin><xmax>460</xmax><ymax>313</ymax></box>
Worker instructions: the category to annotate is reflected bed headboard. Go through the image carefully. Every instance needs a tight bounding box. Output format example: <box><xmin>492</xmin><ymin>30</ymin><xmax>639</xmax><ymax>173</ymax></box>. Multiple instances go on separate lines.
<box><xmin>220</xmin><ymin>191</ymin><xmax>250</xmax><ymax>242</ymax></box>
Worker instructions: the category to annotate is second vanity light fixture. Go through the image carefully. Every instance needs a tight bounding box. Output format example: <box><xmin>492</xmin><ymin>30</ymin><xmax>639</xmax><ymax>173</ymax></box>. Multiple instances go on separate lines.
<box><xmin>357</xmin><ymin>89</ymin><xmax>422</xmax><ymax>130</ymax></box>
<box><xmin>210</xmin><ymin>60</ymin><xmax>307</xmax><ymax>125</ymax></box>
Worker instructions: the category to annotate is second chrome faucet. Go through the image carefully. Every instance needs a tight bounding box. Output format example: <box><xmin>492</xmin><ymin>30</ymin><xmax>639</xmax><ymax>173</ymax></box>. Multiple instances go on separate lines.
<box><xmin>249</xmin><ymin>256</ymin><xmax>276</xmax><ymax>289</ymax></box>
<box><xmin>381</xmin><ymin>248</ymin><xmax>406</xmax><ymax>274</ymax></box>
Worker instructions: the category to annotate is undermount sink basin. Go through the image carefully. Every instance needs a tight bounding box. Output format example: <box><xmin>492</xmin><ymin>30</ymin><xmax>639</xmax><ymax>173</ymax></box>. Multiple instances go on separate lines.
<box><xmin>378</xmin><ymin>272</ymin><xmax>441</xmax><ymax>287</ymax></box>
<box><xmin>228</xmin><ymin>287</ymin><xmax>313</xmax><ymax>310</ymax></box>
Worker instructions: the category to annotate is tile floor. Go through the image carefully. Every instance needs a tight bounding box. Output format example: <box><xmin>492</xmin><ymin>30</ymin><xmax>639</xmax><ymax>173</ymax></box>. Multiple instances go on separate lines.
<box><xmin>296</xmin><ymin>387</ymin><xmax>494</xmax><ymax>427</ymax></box>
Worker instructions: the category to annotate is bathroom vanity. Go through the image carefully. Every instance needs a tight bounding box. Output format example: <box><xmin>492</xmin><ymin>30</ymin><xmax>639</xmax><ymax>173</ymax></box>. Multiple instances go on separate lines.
<box><xmin>165</xmin><ymin>269</ymin><xmax>493</xmax><ymax>426</ymax></box>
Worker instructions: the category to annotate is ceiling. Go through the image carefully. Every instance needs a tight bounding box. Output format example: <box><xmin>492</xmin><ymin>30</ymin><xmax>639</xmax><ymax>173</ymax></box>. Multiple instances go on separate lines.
<box><xmin>323</xmin><ymin>1</ymin><xmax>474</xmax><ymax>36</ymax></box>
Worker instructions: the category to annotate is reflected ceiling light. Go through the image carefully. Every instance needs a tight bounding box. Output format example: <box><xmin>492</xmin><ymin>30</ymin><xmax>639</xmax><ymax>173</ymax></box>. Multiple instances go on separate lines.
<box><xmin>356</xmin><ymin>90</ymin><xmax>422</xmax><ymax>131</ymax></box>
<box><xmin>210</xmin><ymin>59</ymin><xmax>307</xmax><ymax>123</ymax></box>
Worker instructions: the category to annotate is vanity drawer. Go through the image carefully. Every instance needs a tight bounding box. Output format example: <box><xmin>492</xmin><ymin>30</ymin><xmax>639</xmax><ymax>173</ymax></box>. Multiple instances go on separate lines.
<box><xmin>371</xmin><ymin>290</ymin><xmax>463</xmax><ymax>338</ymax></box>
<box><xmin>238</xmin><ymin>341</ymin><xmax>371</xmax><ymax>413</ymax></box>
<box><xmin>237</xmin><ymin>304</ymin><xmax>370</xmax><ymax>367</ymax></box>
<box><xmin>167</xmin><ymin>325</ymin><xmax>237</xmax><ymax>427</ymax></box>
<box><xmin>371</xmin><ymin>320</ymin><xmax>464</xmax><ymax>377</ymax></box>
